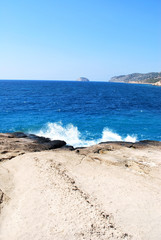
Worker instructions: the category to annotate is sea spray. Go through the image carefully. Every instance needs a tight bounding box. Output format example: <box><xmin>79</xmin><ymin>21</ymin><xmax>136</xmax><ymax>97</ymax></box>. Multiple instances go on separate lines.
<box><xmin>101</xmin><ymin>128</ymin><xmax>137</xmax><ymax>142</ymax></box>
<box><xmin>32</xmin><ymin>122</ymin><xmax>137</xmax><ymax>147</ymax></box>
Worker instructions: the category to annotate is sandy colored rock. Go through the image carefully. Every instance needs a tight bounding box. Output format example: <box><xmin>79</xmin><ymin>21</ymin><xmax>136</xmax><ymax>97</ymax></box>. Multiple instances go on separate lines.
<box><xmin>153</xmin><ymin>80</ymin><xmax>161</xmax><ymax>86</ymax></box>
<box><xmin>0</xmin><ymin>134</ymin><xmax>161</xmax><ymax>239</ymax></box>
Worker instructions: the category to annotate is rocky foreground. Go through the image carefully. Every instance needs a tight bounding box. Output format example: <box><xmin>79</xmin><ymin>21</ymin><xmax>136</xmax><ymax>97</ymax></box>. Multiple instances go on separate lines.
<box><xmin>0</xmin><ymin>133</ymin><xmax>161</xmax><ymax>240</ymax></box>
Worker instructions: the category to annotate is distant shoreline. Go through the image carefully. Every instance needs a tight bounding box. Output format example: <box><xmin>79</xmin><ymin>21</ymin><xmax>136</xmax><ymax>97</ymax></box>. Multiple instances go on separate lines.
<box><xmin>109</xmin><ymin>81</ymin><xmax>161</xmax><ymax>86</ymax></box>
<box><xmin>109</xmin><ymin>71</ymin><xmax>161</xmax><ymax>86</ymax></box>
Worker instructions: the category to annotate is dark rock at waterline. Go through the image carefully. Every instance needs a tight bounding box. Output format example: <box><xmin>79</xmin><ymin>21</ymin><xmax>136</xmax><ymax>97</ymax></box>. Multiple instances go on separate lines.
<box><xmin>131</xmin><ymin>140</ymin><xmax>161</xmax><ymax>148</ymax></box>
<box><xmin>61</xmin><ymin>145</ymin><xmax>75</xmax><ymax>151</ymax></box>
<box><xmin>12</xmin><ymin>132</ymin><xmax>51</xmax><ymax>143</ymax></box>
<box><xmin>74</xmin><ymin>140</ymin><xmax>161</xmax><ymax>156</ymax></box>
<box><xmin>27</xmin><ymin>134</ymin><xmax>66</xmax><ymax>149</ymax></box>
<box><xmin>12</xmin><ymin>132</ymin><xmax>67</xmax><ymax>149</ymax></box>
<box><xmin>99</xmin><ymin>140</ymin><xmax>161</xmax><ymax>148</ymax></box>
<box><xmin>45</xmin><ymin>140</ymin><xmax>66</xmax><ymax>149</ymax></box>
<box><xmin>27</xmin><ymin>134</ymin><xmax>51</xmax><ymax>143</ymax></box>
<box><xmin>12</xmin><ymin>132</ymin><xmax>28</xmax><ymax>138</ymax></box>
<box><xmin>0</xmin><ymin>133</ymin><xmax>67</xmax><ymax>161</ymax></box>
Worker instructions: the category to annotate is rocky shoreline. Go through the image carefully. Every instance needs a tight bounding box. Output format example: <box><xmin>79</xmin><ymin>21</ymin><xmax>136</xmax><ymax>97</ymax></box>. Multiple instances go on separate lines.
<box><xmin>0</xmin><ymin>133</ymin><xmax>161</xmax><ymax>239</ymax></box>
<box><xmin>109</xmin><ymin>72</ymin><xmax>161</xmax><ymax>85</ymax></box>
<box><xmin>153</xmin><ymin>80</ymin><xmax>161</xmax><ymax>86</ymax></box>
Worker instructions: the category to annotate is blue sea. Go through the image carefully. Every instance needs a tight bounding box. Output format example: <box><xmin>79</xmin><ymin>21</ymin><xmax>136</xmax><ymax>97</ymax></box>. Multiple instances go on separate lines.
<box><xmin>0</xmin><ymin>80</ymin><xmax>161</xmax><ymax>147</ymax></box>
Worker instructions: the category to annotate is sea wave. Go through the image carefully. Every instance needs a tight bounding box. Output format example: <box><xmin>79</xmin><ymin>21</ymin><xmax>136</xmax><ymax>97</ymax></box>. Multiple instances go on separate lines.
<box><xmin>31</xmin><ymin>122</ymin><xmax>137</xmax><ymax>147</ymax></box>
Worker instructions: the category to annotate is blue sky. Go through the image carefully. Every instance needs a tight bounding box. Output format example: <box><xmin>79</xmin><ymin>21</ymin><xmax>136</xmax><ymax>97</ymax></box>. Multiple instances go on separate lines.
<box><xmin>0</xmin><ymin>0</ymin><xmax>160</xmax><ymax>81</ymax></box>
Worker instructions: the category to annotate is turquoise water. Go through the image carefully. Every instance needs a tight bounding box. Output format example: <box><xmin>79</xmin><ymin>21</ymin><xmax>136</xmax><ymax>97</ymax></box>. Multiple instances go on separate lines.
<box><xmin>0</xmin><ymin>80</ymin><xmax>161</xmax><ymax>146</ymax></box>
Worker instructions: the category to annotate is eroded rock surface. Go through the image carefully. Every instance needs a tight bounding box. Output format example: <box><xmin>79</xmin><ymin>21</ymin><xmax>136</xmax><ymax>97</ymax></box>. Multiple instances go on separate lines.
<box><xmin>0</xmin><ymin>133</ymin><xmax>161</xmax><ymax>240</ymax></box>
<box><xmin>0</xmin><ymin>132</ymin><xmax>66</xmax><ymax>162</ymax></box>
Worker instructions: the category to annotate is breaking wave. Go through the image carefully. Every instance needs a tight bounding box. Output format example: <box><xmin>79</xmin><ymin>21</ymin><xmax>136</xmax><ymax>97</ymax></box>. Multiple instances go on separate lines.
<box><xmin>32</xmin><ymin>122</ymin><xmax>137</xmax><ymax>147</ymax></box>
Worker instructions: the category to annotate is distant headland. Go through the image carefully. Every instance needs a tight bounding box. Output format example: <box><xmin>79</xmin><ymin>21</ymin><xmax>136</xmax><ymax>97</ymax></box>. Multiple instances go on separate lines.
<box><xmin>109</xmin><ymin>72</ymin><xmax>161</xmax><ymax>86</ymax></box>
<box><xmin>77</xmin><ymin>77</ymin><xmax>90</xmax><ymax>82</ymax></box>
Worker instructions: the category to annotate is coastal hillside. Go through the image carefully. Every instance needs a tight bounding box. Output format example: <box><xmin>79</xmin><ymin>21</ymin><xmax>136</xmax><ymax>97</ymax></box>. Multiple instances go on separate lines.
<box><xmin>109</xmin><ymin>72</ymin><xmax>161</xmax><ymax>84</ymax></box>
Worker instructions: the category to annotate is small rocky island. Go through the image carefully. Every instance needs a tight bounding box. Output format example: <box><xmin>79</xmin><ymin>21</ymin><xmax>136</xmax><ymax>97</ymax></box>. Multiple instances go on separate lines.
<box><xmin>77</xmin><ymin>77</ymin><xmax>90</xmax><ymax>82</ymax></box>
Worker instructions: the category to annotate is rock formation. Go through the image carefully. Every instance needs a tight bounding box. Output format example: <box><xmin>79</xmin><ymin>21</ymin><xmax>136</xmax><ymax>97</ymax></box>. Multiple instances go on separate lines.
<box><xmin>0</xmin><ymin>133</ymin><xmax>161</xmax><ymax>239</ymax></box>
<box><xmin>153</xmin><ymin>80</ymin><xmax>161</xmax><ymax>86</ymax></box>
<box><xmin>77</xmin><ymin>77</ymin><xmax>90</xmax><ymax>82</ymax></box>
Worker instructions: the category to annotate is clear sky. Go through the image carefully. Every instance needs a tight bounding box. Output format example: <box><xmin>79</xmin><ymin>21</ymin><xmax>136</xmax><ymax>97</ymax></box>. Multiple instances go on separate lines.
<box><xmin>0</xmin><ymin>0</ymin><xmax>161</xmax><ymax>81</ymax></box>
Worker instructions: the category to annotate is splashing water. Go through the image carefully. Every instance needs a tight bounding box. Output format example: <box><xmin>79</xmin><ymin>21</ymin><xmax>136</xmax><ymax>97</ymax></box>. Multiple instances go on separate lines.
<box><xmin>32</xmin><ymin>122</ymin><xmax>137</xmax><ymax>147</ymax></box>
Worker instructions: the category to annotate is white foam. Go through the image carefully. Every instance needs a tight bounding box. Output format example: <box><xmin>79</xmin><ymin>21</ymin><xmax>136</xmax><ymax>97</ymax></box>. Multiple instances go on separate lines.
<box><xmin>32</xmin><ymin>122</ymin><xmax>137</xmax><ymax>147</ymax></box>
<box><xmin>101</xmin><ymin>128</ymin><xmax>122</xmax><ymax>142</ymax></box>
<box><xmin>35</xmin><ymin>122</ymin><xmax>84</xmax><ymax>147</ymax></box>
<box><xmin>124</xmin><ymin>135</ymin><xmax>137</xmax><ymax>142</ymax></box>
<box><xmin>101</xmin><ymin>128</ymin><xmax>136</xmax><ymax>143</ymax></box>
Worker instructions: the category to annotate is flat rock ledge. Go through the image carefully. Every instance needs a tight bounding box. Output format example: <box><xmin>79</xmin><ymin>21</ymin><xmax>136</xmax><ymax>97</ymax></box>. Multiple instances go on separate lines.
<box><xmin>0</xmin><ymin>132</ymin><xmax>160</xmax><ymax>162</ymax></box>
<box><xmin>0</xmin><ymin>133</ymin><xmax>161</xmax><ymax>240</ymax></box>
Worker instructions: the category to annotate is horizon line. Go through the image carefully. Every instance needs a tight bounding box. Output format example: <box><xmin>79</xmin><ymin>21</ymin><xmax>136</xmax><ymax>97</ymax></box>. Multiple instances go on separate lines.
<box><xmin>0</xmin><ymin>79</ymin><xmax>109</xmax><ymax>82</ymax></box>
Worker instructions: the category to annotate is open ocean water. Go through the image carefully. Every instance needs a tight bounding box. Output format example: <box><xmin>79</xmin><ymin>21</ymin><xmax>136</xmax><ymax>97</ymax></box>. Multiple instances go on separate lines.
<box><xmin>0</xmin><ymin>80</ymin><xmax>161</xmax><ymax>147</ymax></box>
